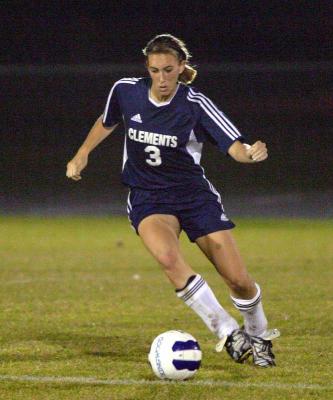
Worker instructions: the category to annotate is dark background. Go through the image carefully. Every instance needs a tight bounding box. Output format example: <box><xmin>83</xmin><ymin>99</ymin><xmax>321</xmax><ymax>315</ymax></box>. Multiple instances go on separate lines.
<box><xmin>1</xmin><ymin>1</ymin><xmax>332</xmax><ymax>217</ymax></box>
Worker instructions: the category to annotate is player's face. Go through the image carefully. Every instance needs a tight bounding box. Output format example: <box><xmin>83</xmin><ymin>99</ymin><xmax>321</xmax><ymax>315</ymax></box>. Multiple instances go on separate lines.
<box><xmin>147</xmin><ymin>53</ymin><xmax>185</xmax><ymax>100</ymax></box>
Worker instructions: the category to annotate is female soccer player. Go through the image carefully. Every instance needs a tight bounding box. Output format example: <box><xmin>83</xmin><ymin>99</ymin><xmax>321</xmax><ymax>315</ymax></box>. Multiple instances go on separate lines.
<box><xmin>66</xmin><ymin>34</ymin><xmax>279</xmax><ymax>367</ymax></box>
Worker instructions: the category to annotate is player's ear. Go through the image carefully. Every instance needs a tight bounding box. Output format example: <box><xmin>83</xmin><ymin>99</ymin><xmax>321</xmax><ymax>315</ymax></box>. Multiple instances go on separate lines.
<box><xmin>179</xmin><ymin>60</ymin><xmax>186</xmax><ymax>74</ymax></box>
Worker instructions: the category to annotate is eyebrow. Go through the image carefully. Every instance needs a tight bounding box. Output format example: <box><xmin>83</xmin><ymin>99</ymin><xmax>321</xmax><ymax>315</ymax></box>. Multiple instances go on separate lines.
<box><xmin>149</xmin><ymin>65</ymin><xmax>174</xmax><ymax>70</ymax></box>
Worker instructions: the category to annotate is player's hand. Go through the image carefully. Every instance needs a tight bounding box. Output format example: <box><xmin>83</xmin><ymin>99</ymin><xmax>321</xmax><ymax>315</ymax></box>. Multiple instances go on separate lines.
<box><xmin>246</xmin><ymin>141</ymin><xmax>268</xmax><ymax>162</ymax></box>
<box><xmin>66</xmin><ymin>152</ymin><xmax>88</xmax><ymax>181</ymax></box>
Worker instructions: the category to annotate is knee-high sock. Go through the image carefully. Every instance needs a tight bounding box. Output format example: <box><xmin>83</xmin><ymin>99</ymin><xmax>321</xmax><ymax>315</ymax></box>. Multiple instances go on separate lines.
<box><xmin>176</xmin><ymin>274</ymin><xmax>239</xmax><ymax>338</ymax></box>
<box><xmin>230</xmin><ymin>283</ymin><xmax>268</xmax><ymax>336</ymax></box>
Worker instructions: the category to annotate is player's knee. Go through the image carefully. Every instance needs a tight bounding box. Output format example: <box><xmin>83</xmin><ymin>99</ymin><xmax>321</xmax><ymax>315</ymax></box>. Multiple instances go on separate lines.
<box><xmin>156</xmin><ymin>249</ymin><xmax>180</xmax><ymax>272</ymax></box>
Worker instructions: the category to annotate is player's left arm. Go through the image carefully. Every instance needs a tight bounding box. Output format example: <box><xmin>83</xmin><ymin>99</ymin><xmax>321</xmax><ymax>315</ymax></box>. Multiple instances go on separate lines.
<box><xmin>228</xmin><ymin>140</ymin><xmax>268</xmax><ymax>163</ymax></box>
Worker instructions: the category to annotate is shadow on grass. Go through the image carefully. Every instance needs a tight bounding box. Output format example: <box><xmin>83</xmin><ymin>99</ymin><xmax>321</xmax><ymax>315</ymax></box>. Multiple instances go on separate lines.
<box><xmin>44</xmin><ymin>331</ymin><xmax>148</xmax><ymax>359</ymax></box>
<box><xmin>1</xmin><ymin>331</ymin><xmax>148</xmax><ymax>363</ymax></box>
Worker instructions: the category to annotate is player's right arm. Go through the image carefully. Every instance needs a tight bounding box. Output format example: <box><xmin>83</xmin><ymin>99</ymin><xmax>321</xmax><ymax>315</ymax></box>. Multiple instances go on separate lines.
<box><xmin>66</xmin><ymin>115</ymin><xmax>118</xmax><ymax>181</ymax></box>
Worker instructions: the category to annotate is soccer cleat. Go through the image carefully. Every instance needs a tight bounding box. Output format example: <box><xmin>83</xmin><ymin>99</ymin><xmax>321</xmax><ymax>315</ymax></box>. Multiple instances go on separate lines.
<box><xmin>260</xmin><ymin>328</ymin><xmax>280</xmax><ymax>341</ymax></box>
<box><xmin>250</xmin><ymin>330</ymin><xmax>280</xmax><ymax>367</ymax></box>
<box><xmin>215</xmin><ymin>329</ymin><xmax>252</xmax><ymax>363</ymax></box>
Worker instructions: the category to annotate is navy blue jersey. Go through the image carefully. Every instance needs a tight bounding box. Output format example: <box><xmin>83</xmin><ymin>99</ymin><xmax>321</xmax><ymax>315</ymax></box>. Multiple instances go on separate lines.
<box><xmin>102</xmin><ymin>77</ymin><xmax>244</xmax><ymax>191</ymax></box>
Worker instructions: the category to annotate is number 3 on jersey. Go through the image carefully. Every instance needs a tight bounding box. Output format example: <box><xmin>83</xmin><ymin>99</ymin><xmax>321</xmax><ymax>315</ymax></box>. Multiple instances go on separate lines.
<box><xmin>145</xmin><ymin>145</ymin><xmax>162</xmax><ymax>166</ymax></box>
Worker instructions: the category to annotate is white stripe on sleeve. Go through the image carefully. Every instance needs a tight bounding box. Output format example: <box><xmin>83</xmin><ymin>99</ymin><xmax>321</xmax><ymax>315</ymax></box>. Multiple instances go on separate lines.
<box><xmin>187</xmin><ymin>89</ymin><xmax>241</xmax><ymax>140</ymax></box>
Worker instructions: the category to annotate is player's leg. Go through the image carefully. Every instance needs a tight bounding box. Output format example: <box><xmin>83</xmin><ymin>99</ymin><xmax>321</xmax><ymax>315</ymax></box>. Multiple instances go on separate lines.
<box><xmin>138</xmin><ymin>213</ymin><xmax>191</xmax><ymax>288</ymax></box>
<box><xmin>138</xmin><ymin>214</ymin><xmax>239</xmax><ymax>338</ymax></box>
<box><xmin>196</xmin><ymin>230</ymin><xmax>279</xmax><ymax>366</ymax></box>
<box><xmin>195</xmin><ymin>229</ymin><xmax>268</xmax><ymax>337</ymax></box>
<box><xmin>174</xmin><ymin>185</ymin><xmax>279</xmax><ymax>365</ymax></box>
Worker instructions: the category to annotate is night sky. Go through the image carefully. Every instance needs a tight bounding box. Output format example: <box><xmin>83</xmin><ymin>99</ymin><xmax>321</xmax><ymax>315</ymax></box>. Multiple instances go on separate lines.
<box><xmin>1</xmin><ymin>1</ymin><xmax>332</xmax><ymax>65</ymax></box>
<box><xmin>1</xmin><ymin>1</ymin><xmax>332</xmax><ymax>215</ymax></box>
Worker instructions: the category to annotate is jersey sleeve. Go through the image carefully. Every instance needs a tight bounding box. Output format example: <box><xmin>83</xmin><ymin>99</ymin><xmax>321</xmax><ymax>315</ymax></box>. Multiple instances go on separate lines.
<box><xmin>102</xmin><ymin>82</ymin><xmax>122</xmax><ymax>128</ymax></box>
<box><xmin>188</xmin><ymin>88</ymin><xmax>244</xmax><ymax>154</ymax></box>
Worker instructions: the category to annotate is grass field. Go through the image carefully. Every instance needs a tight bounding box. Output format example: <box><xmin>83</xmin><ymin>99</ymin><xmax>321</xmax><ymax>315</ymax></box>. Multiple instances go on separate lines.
<box><xmin>0</xmin><ymin>216</ymin><xmax>332</xmax><ymax>400</ymax></box>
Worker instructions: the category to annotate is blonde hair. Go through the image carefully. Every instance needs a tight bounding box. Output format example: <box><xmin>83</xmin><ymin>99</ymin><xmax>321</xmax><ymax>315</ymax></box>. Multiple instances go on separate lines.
<box><xmin>142</xmin><ymin>33</ymin><xmax>197</xmax><ymax>84</ymax></box>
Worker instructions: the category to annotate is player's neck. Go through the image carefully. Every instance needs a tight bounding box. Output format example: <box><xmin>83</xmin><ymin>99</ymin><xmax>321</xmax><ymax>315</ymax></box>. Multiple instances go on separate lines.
<box><xmin>150</xmin><ymin>85</ymin><xmax>178</xmax><ymax>103</ymax></box>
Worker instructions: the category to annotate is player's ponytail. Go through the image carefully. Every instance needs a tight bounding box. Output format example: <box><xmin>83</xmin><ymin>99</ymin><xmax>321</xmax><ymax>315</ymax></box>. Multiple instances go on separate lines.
<box><xmin>179</xmin><ymin>64</ymin><xmax>197</xmax><ymax>85</ymax></box>
<box><xmin>143</xmin><ymin>33</ymin><xmax>197</xmax><ymax>84</ymax></box>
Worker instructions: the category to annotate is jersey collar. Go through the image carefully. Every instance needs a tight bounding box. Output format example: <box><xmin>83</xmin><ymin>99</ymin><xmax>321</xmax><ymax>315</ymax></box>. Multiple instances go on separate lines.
<box><xmin>148</xmin><ymin>84</ymin><xmax>180</xmax><ymax>107</ymax></box>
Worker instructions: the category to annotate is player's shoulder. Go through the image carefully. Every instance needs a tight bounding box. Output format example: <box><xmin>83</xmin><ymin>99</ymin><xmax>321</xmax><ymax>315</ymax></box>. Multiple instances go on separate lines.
<box><xmin>115</xmin><ymin>77</ymin><xmax>144</xmax><ymax>85</ymax></box>
<box><xmin>176</xmin><ymin>83</ymin><xmax>200</xmax><ymax>100</ymax></box>
<box><xmin>184</xmin><ymin>84</ymin><xmax>207</xmax><ymax>100</ymax></box>
<box><xmin>181</xmin><ymin>84</ymin><xmax>210</xmax><ymax>110</ymax></box>
<box><xmin>111</xmin><ymin>77</ymin><xmax>146</xmax><ymax>91</ymax></box>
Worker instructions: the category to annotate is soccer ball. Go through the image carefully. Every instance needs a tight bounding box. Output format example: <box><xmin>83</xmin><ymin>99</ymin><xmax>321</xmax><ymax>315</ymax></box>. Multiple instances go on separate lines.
<box><xmin>148</xmin><ymin>330</ymin><xmax>202</xmax><ymax>380</ymax></box>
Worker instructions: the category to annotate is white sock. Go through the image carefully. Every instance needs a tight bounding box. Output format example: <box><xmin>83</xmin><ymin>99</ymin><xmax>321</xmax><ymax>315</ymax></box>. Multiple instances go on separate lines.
<box><xmin>176</xmin><ymin>275</ymin><xmax>239</xmax><ymax>338</ymax></box>
<box><xmin>230</xmin><ymin>283</ymin><xmax>268</xmax><ymax>336</ymax></box>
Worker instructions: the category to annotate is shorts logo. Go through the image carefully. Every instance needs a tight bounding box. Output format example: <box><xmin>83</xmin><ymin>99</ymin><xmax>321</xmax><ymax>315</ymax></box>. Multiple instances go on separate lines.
<box><xmin>221</xmin><ymin>213</ymin><xmax>229</xmax><ymax>222</ymax></box>
<box><xmin>130</xmin><ymin>113</ymin><xmax>142</xmax><ymax>123</ymax></box>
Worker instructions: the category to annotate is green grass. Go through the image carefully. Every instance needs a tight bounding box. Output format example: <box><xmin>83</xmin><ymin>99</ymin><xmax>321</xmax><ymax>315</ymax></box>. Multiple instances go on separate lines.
<box><xmin>0</xmin><ymin>216</ymin><xmax>332</xmax><ymax>399</ymax></box>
